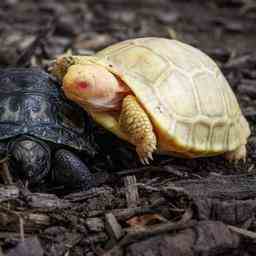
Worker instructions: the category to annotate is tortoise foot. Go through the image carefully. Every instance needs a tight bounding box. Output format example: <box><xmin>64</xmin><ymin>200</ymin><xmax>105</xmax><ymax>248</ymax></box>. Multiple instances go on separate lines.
<box><xmin>224</xmin><ymin>145</ymin><xmax>247</xmax><ymax>163</ymax></box>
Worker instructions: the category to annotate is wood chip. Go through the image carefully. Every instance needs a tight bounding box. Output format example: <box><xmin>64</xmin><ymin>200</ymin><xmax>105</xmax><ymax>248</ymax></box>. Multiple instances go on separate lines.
<box><xmin>26</xmin><ymin>193</ymin><xmax>71</xmax><ymax>210</ymax></box>
<box><xmin>228</xmin><ymin>225</ymin><xmax>256</xmax><ymax>239</ymax></box>
<box><xmin>85</xmin><ymin>218</ymin><xmax>105</xmax><ymax>232</ymax></box>
<box><xmin>0</xmin><ymin>160</ymin><xmax>14</xmax><ymax>185</ymax></box>
<box><xmin>84</xmin><ymin>232</ymin><xmax>108</xmax><ymax>244</ymax></box>
<box><xmin>105</xmin><ymin>213</ymin><xmax>123</xmax><ymax>241</ymax></box>
<box><xmin>124</xmin><ymin>175</ymin><xmax>139</xmax><ymax>207</ymax></box>
<box><xmin>0</xmin><ymin>207</ymin><xmax>50</xmax><ymax>232</ymax></box>
<box><xmin>64</xmin><ymin>186</ymin><xmax>114</xmax><ymax>202</ymax></box>
<box><xmin>0</xmin><ymin>185</ymin><xmax>19</xmax><ymax>203</ymax></box>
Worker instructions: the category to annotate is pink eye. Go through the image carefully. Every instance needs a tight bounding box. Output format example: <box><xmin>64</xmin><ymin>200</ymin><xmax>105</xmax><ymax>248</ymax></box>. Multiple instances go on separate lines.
<box><xmin>77</xmin><ymin>81</ymin><xmax>88</xmax><ymax>90</ymax></box>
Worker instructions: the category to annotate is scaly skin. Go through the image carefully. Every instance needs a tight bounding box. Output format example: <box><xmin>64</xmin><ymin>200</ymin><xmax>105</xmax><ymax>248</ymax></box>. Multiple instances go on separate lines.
<box><xmin>119</xmin><ymin>95</ymin><xmax>157</xmax><ymax>164</ymax></box>
<box><xmin>50</xmin><ymin>55</ymin><xmax>93</xmax><ymax>81</ymax></box>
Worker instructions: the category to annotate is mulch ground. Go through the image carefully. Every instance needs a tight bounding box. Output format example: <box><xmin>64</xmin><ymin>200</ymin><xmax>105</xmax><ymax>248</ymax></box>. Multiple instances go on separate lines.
<box><xmin>1</xmin><ymin>0</ymin><xmax>256</xmax><ymax>255</ymax></box>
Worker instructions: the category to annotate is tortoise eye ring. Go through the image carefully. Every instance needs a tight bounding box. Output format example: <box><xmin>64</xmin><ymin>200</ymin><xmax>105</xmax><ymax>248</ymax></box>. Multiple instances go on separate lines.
<box><xmin>77</xmin><ymin>81</ymin><xmax>88</xmax><ymax>90</ymax></box>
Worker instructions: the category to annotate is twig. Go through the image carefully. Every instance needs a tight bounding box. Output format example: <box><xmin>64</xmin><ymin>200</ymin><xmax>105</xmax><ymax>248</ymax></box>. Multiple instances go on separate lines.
<box><xmin>0</xmin><ymin>246</ymin><xmax>4</xmax><ymax>256</ymax></box>
<box><xmin>117</xmin><ymin>165</ymin><xmax>188</xmax><ymax>177</ymax></box>
<box><xmin>103</xmin><ymin>209</ymin><xmax>194</xmax><ymax>255</ymax></box>
<box><xmin>19</xmin><ymin>217</ymin><xmax>25</xmax><ymax>242</ymax></box>
<box><xmin>112</xmin><ymin>206</ymin><xmax>158</xmax><ymax>222</ymax></box>
<box><xmin>0</xmin><ymin>207</ymin><xmax>25</xmax><ymax>241</ymax></box>
<box><xmin>117</xmin><ymin>166</ymin><xmax>164</xmax><ymax>176</ymax></box>
<box><xmin>228</xmin><ymin>225</ymin><xmax>256</xmax><ymax>239</ymax></box>
<box><xmin>0</xmin><ymin>157</ymin><xmax>13</xmax><ymax>185</ymax></box>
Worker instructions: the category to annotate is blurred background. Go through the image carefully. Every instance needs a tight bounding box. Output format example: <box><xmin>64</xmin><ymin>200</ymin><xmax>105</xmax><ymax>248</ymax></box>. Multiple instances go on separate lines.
<box><xmin>0</xmin><ymin>0</ymin><xmax>256</xmax><ymax>65</ymax></box>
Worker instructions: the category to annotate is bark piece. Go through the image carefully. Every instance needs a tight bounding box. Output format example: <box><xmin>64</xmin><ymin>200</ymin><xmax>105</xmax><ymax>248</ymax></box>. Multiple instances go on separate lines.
<box><xmin>173</xmin><ymin>173</ymin><xmax>256</xmax><ymax>199</ymax></box>
<box><xmin>124</xmin><ymin>175</ymin><xmax>139</xmax><ymax>207</ymax></box>
<box><xmin>195</xmin><ymin>198</ymin><xmax>256</xmax><ymax>225</ymax></box>
<box><xmin>26</xmin><ymin>193</ymin><xmax>71</xmax><ymax>210</ymax></box>
<box><xmin>6</xmin><ymin>236</ymin><xmax>44</xmax><ymax>256</ymax></box>
<box><xmin>0</xmin><ymin>185</ymin><xmax>19</xmax><ymax>203</ymax></box>
<box><xmin>105</xmin><ymin>213</ymin><xmax>124</xmax><ymax>241</ymax></box>
<box><xmin>85</xmin><ymin>217</ymin><xmax>105</xmax><ymax>232</ymax></box>
<box><xmin>126</xmin><ymin>221</ymin><xmax>240</xmax><ymax>256</ymax></box>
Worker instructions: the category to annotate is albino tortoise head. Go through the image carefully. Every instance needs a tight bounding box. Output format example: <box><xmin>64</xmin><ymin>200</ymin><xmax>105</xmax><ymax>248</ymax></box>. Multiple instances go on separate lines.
<box><xmin>63</xmin><ymin>64</ymin><xmax>129</xmax><ymax>111</ymax></box>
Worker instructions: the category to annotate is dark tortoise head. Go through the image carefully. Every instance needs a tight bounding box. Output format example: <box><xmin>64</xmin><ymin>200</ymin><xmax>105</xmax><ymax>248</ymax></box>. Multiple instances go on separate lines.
<box><xmin>8</xmin><ymin>136</ymin><xmax>51</xmax><ymax>185</ymax></box>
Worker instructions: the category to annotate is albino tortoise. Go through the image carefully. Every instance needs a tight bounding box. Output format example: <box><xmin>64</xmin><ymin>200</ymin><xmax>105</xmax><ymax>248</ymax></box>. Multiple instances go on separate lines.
<box><xmin>51</xmin><ymin>37</ymin><xmax>250</xmax><ymax>164</ymax></box>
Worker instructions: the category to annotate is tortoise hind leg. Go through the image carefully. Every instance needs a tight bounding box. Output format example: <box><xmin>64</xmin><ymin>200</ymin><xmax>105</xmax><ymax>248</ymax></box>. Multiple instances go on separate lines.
<box><xmin>224</xmin><ymin>144</ymin><xmax>247</xmax><ymax>162</ymax></box>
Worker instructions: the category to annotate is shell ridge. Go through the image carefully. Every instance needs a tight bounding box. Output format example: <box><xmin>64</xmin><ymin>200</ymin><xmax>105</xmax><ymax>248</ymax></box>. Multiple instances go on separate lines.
<box><xmin>190</xmin><ymin>73</ymin><xmax>202</xmax><ymax>115</ymax></box>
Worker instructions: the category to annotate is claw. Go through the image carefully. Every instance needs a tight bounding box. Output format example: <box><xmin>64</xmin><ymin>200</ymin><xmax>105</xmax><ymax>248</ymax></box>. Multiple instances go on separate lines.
<box><xmin>139</xmin><ymin>156</ymin><xmax>150</xmax><ymax>165</ymax></box>
<box><xmin>137</xmin><ymin>142</ymin><xmax>155</xmax><ymax>165</ymax></box>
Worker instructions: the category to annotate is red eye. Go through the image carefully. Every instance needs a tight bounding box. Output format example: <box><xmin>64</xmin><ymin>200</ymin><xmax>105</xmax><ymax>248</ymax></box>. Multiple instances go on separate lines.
<box><xmin>77</xmin><ymin>81</ymin><xmax>88</xmax><ymax>90</ymax></box>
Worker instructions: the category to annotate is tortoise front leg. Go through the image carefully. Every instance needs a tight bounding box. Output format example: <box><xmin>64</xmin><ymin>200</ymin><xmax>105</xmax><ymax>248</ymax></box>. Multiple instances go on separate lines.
<box><xmin>52</xmin><ymin>149</ymin><xmax>96</xmax><ymax>191</ymax></box>
<box><xmin>119</xmin><ymin>95</ymin><xmax>157</xmax><ymax>164</ymax></box>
